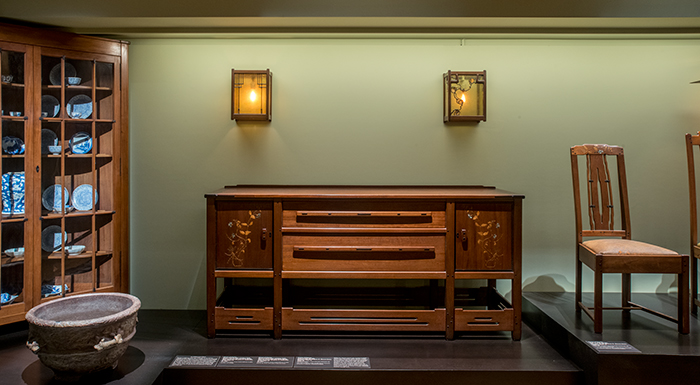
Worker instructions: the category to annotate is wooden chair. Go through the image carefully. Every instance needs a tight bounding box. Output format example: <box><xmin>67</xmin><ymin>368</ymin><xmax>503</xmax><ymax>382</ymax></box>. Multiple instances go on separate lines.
<box><xmin>685</xmin><ymin>133</ymin><xmax>700</xmax><ymax>315</ymax></box>
<box><xmin>571</xmin><ymin>144</ymin><xmax>689</xmax><ymax>334</ymax></box>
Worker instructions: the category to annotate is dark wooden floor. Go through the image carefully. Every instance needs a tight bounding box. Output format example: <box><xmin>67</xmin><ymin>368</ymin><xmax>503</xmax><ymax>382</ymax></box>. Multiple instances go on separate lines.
<box><xmin>0</xmin><ymin>308</ymin><xmax>581</xmax><ymax>385</ymax></box>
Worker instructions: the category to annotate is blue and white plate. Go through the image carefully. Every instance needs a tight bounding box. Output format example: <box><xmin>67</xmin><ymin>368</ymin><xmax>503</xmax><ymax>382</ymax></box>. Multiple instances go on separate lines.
<box><xmin>41</xmin><ymin>129</ymin><xmax>58</xmax><ymax>155</ymax></box>
<box><xmin>0</xmin><ymin>293</ymin><xmax>18</xmax><ymax>304</ymax></box>
<box><xmin>2</xmin><ymin>136</ymin><xmax>25</xmax><ymax>155</ymax></box>
<box><xmin>66</xmin><ymin>95</ymin><xmax>92</xmax><ymax>119</ymax></box>
<box><xmin>41</xmin><ymin>284</ymin><xmax>68</xmax><ymax>297</ymax></box>
<box><xmin>72</xmin><ymin>184</ymin><xmax>97</xmax><ymax>211</ymax></box>
<box><xmin>1</xmin><ymin>172</ymin><xmax>25</xmax><ymax>215</ymax></box>
<box><xmin>69</xmin><ymin>132</ymin><xmax>92</xmax><ymax>154</ymax></box>
<box><xmin>41</xmin><ymin>225</ymin><xmax>67</xmax><ymax>252</ymax></box>
<box><xmin>41</xmin><ymin>95</ymin><xmax>60</xmax><ymax>118</ymax></box>
<box><xmin>49</xmin><ymin>62</ymin><xmax>76</xmax><ymax>86</ymax></box>
<box><xmin>42</xmin><ymin>184</ymin><xmax>69</xmax><ymax>212</ymax></box>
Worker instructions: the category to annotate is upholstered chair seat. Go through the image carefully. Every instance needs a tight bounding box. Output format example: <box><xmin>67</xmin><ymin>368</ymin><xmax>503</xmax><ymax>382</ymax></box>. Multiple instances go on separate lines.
<box><xmin>583</xmin><ymin>239</ymin><xmax>679</xmax><ymax>256</ymax></box>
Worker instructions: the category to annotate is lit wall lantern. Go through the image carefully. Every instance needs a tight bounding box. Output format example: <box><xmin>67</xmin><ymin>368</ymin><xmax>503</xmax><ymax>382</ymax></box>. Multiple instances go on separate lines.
<box><xmin>231</xmin><ymin>69</ymin><xmax>272</xmax><ymax>121</ymax></box>
<box><xmin>443</xmin><ymin>70</ymin><xmax>486</xmax><ymax>122</ymax></box>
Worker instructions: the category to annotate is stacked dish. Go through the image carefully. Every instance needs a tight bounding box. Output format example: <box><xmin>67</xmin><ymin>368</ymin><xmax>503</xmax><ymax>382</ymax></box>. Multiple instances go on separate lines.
<box><xmin>1</xmin><ymin>172</ymin><xmax>25</xmax><ymax>215</ymax></box>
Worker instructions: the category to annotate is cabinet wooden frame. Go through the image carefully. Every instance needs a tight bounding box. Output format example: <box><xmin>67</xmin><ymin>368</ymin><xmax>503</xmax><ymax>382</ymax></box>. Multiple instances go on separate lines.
<box><xmin>0</xmin><ymin>22</ymin><xmax>129</xmax><ymax>326</ymax></box>
<box><xmin>206</xmin><ymin>185</ymin><xmax>523</xmax><ymax>340</ymax></box>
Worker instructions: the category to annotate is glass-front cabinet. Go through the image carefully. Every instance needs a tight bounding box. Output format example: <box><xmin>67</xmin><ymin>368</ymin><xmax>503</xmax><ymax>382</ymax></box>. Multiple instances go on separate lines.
<box><xmin>0</xmin><ymin>23</ymin><xmax>128</xmax><ymax>326</ymax></box>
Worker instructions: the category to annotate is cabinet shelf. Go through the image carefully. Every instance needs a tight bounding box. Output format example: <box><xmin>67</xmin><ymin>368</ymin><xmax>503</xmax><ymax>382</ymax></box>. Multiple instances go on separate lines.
<box><xmin>1</xmin><ymin>255</ymin><xmax>24</xmax><ymax>267</ymax></box>
<box><xmin>46</xmin><ymin>250</ymin><xmax>113</xmax><ymax>260</ymax></box>
<box><xmin>43</xmin><ymin>154</ymin><xmax>113</xmax><ymax>159</ymax></box>
<box><xmin>1</xmin><ymin>215</ymin><xmax>27</xmax><ymax>223</ymax></box>
<box><xmin>41</xmin><ymin>210</ymin><xmax>115</xmax><ymax>219</ymax></box>
<box><xmin>2</xmin><ymin>154</ymin><xmax>25</xmax><ymax>159</ymax></box>
<box><xmin>1</xmin><ymin>82</ymin><xmax>24</xmax><ymax>88</ymax></box>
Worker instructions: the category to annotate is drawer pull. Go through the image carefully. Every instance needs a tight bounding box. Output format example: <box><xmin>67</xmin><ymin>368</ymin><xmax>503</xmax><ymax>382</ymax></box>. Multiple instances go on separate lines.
<box><xmin>297</xmin><ymin>211</ymin><xmax>432</xmax><ymax>218</ymax></box>
<box><xmin>460</xmin><ymin>228</ymin><xmax>468</xmax><ymax>250</ymax></box>
<box><xmin>294</xmin><ymin>246</ymin><xmax>435</xmax><ymax>253</ymax></box>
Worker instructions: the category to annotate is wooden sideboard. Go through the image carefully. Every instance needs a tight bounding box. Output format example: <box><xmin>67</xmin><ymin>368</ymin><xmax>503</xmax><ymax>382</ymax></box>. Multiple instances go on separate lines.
<box><xmin>205</xmin><ymin>185</ymin><xmax>524</xmax><ymax>340</ymax></box>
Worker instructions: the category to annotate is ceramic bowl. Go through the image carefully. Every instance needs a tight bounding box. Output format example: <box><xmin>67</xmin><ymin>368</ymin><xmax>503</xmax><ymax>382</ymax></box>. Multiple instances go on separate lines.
<box><xmin>5</xmin><ymin>247</ymin><xmax>24</xmax><ymax>258</ymax></box>
<box><xmin>9</xmin><ymin>111</ymin><xmax>21</xmax><ymax>117</ymax></box>
<box><xmin>48</xmin><ymin>145</ymin><xmax>62</xmax><ymax>155</ymax></box>
<box><xmin>66</xmin><ymin>77</ymin><xmax>81</xmax><ymax>85</ymax></box>
<box><xmin>1</xmin><ymin>75</ymin><xmax>13</xmax><ymax>83</ymax></box>
<box><xmin>65</xmin><ymin>245</ymin><xmax>85</xmax><ymax>255</ymax></box>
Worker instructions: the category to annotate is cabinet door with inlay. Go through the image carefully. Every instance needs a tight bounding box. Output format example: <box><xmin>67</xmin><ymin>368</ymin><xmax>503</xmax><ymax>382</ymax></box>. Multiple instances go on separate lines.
<box><xmin>215</xmin><ymin>201</ymin><xmax>272</xmax><ymax>269</ymax></box>
<box><xmin>455</xmin><ymin>203</ymin><xmax>513</xmax><ymax>271</ymax></box>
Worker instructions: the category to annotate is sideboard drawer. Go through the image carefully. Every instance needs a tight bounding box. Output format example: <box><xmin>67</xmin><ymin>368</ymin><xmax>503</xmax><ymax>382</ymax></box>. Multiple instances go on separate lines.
<box><xmin>214</xmin><ymin>307</ymin><xmax>274</xmax><ymax>330</ymax></box>
<box><xmin>283</xmin><ymin>200</ymin><xmax>446</xmax><ymax>229</ymax></box>
<box><xmin>283</xmin><ymin>234</ymin><xmax>445</xmax><ymax>272</ymax></box>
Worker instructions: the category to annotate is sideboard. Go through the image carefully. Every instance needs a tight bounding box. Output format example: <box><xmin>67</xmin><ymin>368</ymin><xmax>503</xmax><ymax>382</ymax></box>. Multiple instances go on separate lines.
<box><xmin>205</xmin><ymin>185</ymin><xmax>524</xmax><ymax>340</ymax></box>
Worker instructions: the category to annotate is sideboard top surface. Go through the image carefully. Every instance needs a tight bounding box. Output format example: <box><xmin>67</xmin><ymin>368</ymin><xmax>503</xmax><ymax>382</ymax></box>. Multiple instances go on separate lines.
<box><xmin>206</xmin><ymin>185</ymin><xmax>524</xmax><ymax>200</ymax></box>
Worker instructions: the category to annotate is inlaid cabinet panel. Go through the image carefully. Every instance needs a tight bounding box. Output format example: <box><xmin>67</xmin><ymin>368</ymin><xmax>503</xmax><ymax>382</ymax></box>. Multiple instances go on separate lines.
<box><xmin>455</xmin><ymin>202</ymin><xmax>513</xmax><ymax>271</ymax></box>
<box><xmin>215</xmin><ymin>201</ymin><xmax>272</xmax><ymax>269</ymax></box>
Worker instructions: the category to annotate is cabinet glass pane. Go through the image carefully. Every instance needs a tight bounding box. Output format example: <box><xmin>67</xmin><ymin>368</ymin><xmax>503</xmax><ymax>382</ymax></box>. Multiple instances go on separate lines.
<box><xmin>1</xmin><ymin>48</ymin><xmax>26</xmax><ymax>307</ymax></box>
<box><xmin>95</xmin><ymin>62</ymin><xmax>114</xmax><ymax>120</ymax></box>
<box><xmin>39</xmin><ymin>54</ymin><xmax>118</xmax><ymax>295</ymax></box>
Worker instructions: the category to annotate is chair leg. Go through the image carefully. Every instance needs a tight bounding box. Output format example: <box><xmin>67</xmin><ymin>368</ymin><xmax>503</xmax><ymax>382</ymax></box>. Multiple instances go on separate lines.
<box><xmin>680</xmin><ymin>257</ymin><xmax>690</xmax><ymax>334</ymax></box>
<box><xmin>575</xmin><ymin>258</ymin><xmax>582</xmax><ymax>313</ymax></box>
<box><xmin>692</xmin><ymin>255</ymin><xmax>698</xmax><ymax>316</ymax></box>
<box><xmin>622</xmin><ymin>273</ymin><xmax>631</xmax><ymax>311</ymax></box>
<box><xmin>594</xmin><ymin>265</ymin><xmax>603</xmax><ymax>334</ymax></box>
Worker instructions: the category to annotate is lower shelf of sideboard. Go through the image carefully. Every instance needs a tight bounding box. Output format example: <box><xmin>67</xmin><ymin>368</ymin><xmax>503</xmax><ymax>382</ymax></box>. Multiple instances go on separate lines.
<box><xmin>281</xmin><ymin>307</ymin><xmax>447</xmax><ymax>332</ymax></box>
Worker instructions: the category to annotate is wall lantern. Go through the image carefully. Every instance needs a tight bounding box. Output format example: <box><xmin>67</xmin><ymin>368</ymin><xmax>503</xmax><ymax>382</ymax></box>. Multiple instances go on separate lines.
<box><xmin>443</xmin><ymin>70</ymin><xmax>486</xmax><ymax>122</ymax></box>
<box><xmin>231</xmin><ymin>69</ymin><xmax>272</xmax><ymax>121</ymax></box>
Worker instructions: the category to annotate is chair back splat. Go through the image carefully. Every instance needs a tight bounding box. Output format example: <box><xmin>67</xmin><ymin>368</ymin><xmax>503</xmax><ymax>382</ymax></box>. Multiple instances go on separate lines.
<box><xmin>571</xmin><ymin>144</ymin><xmax>630</xmax><ymax>241</ymax></box>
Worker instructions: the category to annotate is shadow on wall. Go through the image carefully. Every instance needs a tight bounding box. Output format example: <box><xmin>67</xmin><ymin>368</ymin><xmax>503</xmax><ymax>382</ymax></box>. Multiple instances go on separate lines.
<box><xmin>523</xmin><ymin>273</ymin><xmax>679</xmax><ymax>294</ymax></box>
<box><xmin>523</xmin><ymin>274</ymin><xmax>573</xmax><ymax>292</ymax></box>
<box><xmin>656</xmin><ymin>274</ymin><xmax>679</xmax><ymax>294</ymax></box>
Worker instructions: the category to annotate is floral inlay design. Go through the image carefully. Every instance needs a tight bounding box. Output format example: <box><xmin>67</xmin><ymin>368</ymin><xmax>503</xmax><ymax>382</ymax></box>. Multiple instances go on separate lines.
<box><xmin>467</xmin><ymin>211</ymin><xmax>502</xmax><ymax>269</ymax></box>
<box><xmin>226</xmin><ymin>210</ymin><xmax>262</xmax><ymax>267</ymax></box>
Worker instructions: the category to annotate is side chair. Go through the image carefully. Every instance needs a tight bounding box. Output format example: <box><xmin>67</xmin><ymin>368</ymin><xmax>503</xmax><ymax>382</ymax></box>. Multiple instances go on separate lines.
<box><xmin>571</xmin><ymin>143</ymin><xmax>689</xmax><ymax>334</ymax></box>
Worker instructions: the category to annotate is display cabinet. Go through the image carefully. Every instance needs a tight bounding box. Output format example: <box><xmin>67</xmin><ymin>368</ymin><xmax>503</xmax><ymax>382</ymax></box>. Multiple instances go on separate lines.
<box><xmin>0</xmin><ymin>23</ymin><xmax>128</xmax><ymax>326</ymax></box>
<box><xmin>206</xmin><ymin>185</ymin><xmax>523</xmax><ymax>340</ymax></box>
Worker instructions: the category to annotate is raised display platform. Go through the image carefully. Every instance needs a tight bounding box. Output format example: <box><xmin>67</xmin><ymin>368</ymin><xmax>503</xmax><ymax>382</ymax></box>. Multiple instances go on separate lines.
<box><xmin>523</xmin><ymin>292</ymin><xmax>700</xmax><ymax>385</ymax></box>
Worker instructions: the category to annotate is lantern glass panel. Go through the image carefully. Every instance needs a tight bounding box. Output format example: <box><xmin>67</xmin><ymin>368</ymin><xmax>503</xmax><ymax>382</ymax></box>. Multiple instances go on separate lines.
<box><xmin>233</xmin><ymin>72</ymin><xmax>268</xmax><ymax>116</ymax></box>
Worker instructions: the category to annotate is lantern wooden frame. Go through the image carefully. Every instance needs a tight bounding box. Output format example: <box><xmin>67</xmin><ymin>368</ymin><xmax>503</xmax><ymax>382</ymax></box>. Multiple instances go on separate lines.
<box><xmin>231</xmin><ymin>69</ymin><xmax>272</xmax><ymax>121</ymax></box>
<box><xmin>443</xmin><ymin>70</ymin><xmax>486</xmax><ymax>122</ymax></box>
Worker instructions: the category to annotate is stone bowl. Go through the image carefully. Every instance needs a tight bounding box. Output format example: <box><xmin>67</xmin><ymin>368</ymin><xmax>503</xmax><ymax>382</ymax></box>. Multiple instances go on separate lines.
<box><xmin>25</xmin><ymin>292</ymin><xmax>140</xmax><ymax>381</ymax></box>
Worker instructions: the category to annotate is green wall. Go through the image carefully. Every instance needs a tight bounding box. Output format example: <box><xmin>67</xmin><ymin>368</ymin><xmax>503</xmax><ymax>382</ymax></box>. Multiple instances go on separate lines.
<box><xmin>129</xmin><ymin>37</ymin><xmax>700</xmax><ymax>309</ymax></box>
